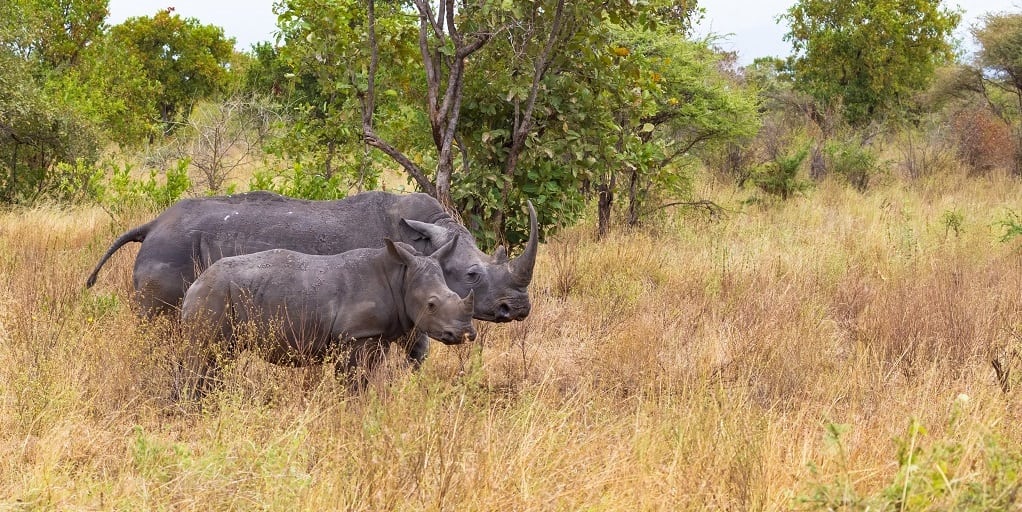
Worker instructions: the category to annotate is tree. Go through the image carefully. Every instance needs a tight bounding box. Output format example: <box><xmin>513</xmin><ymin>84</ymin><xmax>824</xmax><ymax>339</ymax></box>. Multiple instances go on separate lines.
<box><xmin>971</xmin><ymin>12</ymin><xmax>1022</xmax><ymax>173</ymax></box>
<box><xmin>109</xmin><ymin>9</ymin><xmax>235</xmax><ymax>133</ymax></box>
<box><xmin>1</xmin><ymin>0</ymin><xmax>108</xmax><ymax>70</ymax></box>
<box><xmin>273</xmin><ymin>0</ymin><xmax>751</xmax><ymax>246</ymax></box>
<box><xmin>183</xmin><ymin>96</ymin><xmax>276</xmax><ymax>192</ymax></box>
<box><xmin>600</xmin><ymin>27</ymin><xmax>758</xmax><ymax>236</ymax></box>
<box><xmin>273</xmin><ymin>0</ymin><xmax>419</xmax><ymax>187</ymax></box>
<box><xmin>782</xmin><ymin>0</ymin><xmax>961</xmax><ymax>126</ymax></box>
<box><xmin>45</xmin><ymin>34</ymin><xmax>160</xmax><ymax>146</ymax></box>
<box><xmin>0</xmin><ymin>47</ymin><xmax>99</xmax><ymax>203</ymax></box>
<box><xmin>0</xmin><ymin>0</ymin><xmax>110</xmax><ymax>204</ymax></box>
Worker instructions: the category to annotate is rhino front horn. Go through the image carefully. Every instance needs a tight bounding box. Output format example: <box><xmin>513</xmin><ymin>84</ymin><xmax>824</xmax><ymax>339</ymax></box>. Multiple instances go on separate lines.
<box><xmin>509</xmin><ymin>200</ymin><xmax>538</xmax><ymax>287</ymax></box>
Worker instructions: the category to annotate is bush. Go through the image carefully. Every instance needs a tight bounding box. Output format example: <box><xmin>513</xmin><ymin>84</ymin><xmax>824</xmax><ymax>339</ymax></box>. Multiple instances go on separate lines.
<box><xmin>950</xmin><ymin>106</ymin><xmax>1014</xmax><ymax>175</ymax></box>
<box><xmin>824</xmin><ymin>137</ymin><xmax>887</xmax><ymax>192</ymax></box>
<box><xmin>93</xmin><ymin>159</ymin><xmax>191</xmax><ymax>219</ymax></box>
<box><xmin>248</xmin><ymin>164</ymin><xmax>349</xmax><ymax>200</ymax></box>
<box><xmin>752</xmin><ymin>144</ymin><xmax>812</xmax><ymax>201</ymax></box>
<box><xmin>897</xmin><ymin>122</ymin><xmax>959</xmax><ymax>180</ymax></box>
<box><xmin>798</xmin><ymin>414</ymin><xmax>1022</xmax><ymax>510</ymax></box>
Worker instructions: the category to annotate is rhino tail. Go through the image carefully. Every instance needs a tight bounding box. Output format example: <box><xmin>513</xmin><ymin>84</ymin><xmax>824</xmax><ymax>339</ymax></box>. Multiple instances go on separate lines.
<box><xmin>85</xmin><ymin>221</ymin><xmax>153</xmax><ymax>288</ymax></box>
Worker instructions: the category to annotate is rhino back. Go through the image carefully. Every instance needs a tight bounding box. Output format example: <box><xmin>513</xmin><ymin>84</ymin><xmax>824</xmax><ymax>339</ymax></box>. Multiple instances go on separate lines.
<box><xmin>156</xmin><ymin>191</ymin><xmax>464</xmax><ymax>266</ymax></box>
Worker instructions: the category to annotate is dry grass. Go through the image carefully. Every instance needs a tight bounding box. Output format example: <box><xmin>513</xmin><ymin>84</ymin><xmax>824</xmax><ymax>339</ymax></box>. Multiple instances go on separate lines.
<box><xmin>3</xmin><ymin>169</ymin><xmax>1022</xmax><ymax>510</ymax></box>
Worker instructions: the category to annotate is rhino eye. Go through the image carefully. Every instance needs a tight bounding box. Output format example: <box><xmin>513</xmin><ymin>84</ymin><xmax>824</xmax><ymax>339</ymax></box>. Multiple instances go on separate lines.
<box><xmin>426</xmin><ymin>300</ymin><xmax>438</xmax><ymax>313</ymax></box>
<box><xmin>466</xmin><ymin>268</ymin><xmax>481</xmax><ymax>283</ymax></box>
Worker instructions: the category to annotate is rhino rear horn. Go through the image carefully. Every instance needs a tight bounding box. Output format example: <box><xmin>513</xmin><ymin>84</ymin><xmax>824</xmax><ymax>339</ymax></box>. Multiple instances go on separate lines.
<box><xmin>462</xmin><ymin>289</ymin><xmax>475</xmax><ymax>313</ymax></box>
<box><xmin>493</xmin><ymin>245</ymin><xmax>508</xmax><ymax>264</ymax></box>
<box><xmin>509</xmin><ymin>200</ymin><xmax>538</xmax><ymax>287</ymax></box>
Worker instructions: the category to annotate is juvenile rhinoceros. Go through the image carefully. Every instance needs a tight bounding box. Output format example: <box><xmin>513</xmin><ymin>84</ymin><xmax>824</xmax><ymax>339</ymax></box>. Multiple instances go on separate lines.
<box><xmin>180</xmin><ymin>238</ymin><xmax>476</xmax><ymax>397</ymax></box>
<box><xmin>85</xmin><ymin>190</ymin><xmax>537</xmax><ymax>363</ymax></box>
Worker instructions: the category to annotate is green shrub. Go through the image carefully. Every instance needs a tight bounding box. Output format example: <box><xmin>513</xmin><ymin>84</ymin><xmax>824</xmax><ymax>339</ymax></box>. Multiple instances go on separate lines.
<box><xmin>997</xmin><ymin>208</ymin><xmax>1022</xmax><ymax>245</ymax></box>
<box><xmin>93</xmin><ymin>159</ymin><xmax>191</xmax><ymax>218</ymax></box>
<box><xmin>249</xmin><ymin>163</ymin><xmax>349</xmax><ymax>200</ymax></box>
<box><xmin>752</xmin><ymin>145</ymin><xmax>812</xmax><ymax>201</ymax></box>
<box><xmin>798</xmin><ymin>413</ymin><xmax>1022</xmax><ymax>510</ymax></box>
<box><xmin>825</xmin><ymin>138</ymin><xmax>887</xmax><ymax>192</ymax></box>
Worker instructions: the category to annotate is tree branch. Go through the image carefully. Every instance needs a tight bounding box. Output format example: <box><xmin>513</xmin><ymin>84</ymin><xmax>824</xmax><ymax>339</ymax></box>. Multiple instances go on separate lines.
<box><xmin>360</xmin><ymin>0</ymin><xmax>432</xmax><ymax>196</ymax></box>
<box><xmin>364</xmin><ymin>132</ymin><xmax>436</xmax><ymax>195</ymax></box>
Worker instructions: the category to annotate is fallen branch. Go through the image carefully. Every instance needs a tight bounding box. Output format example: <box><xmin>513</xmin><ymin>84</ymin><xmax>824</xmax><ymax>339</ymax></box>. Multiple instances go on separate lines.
<box><xmin>640</xmin><ymin>199</ymin><xmax>732</xmax><ymax>221</ymax></box>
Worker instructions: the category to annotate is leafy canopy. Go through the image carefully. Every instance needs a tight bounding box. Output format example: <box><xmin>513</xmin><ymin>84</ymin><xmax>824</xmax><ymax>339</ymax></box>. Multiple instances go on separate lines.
<box><xmin>109</xmin><ymin>9</ymin><xmax>235</xmax><ymax>131</ymax></box>
<box><xmin>782</xmin><ymin>0</ymin><xmax>961</xmax><ymax>126</ymax></box>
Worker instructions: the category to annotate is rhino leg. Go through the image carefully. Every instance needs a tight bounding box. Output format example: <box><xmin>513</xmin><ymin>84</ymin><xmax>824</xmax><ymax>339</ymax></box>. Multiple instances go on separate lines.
<box><xmin>404</xmin><ymin>332</ymin><xmax>430</xmax><ymax>369</ymax></box>
<box><xmin>339</xmin><ymin>339</ymin><xmax>388</xmax><ymax>393</ymax></box>
<box><xmin>135</xmin><ymin>261</ymin><xmax>192</xmax><ymax>317</ymax></box>
<box><xmin>174</xmin><ymin>352</ymin><xmax>223</xmax><ymax>403</ymax></box>
<box><xmin>177</xmin><ymin>298</ymin><xmax>233</xmax><ymax>403</ymax></box>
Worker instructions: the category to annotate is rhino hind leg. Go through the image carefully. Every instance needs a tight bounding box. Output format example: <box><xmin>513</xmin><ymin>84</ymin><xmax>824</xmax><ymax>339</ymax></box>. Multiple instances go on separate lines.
<box><xmin>177</xmin><ymin>299</ymin><xmax>234</xmax><ymax>404</ymax></box>
<box><xmin>338</xmin><ymin>339</ymin><xmax>389</xmax><ymax>393</ymax></box>
<box><xmin>173</xmin><ymin>352</ymin><xmax>224</xmax><ymax>404</ymax></box>
<box><xmin>135</xmin><ymin>264</ymin><xmax>191</xmax><ymax>317</ymax></box>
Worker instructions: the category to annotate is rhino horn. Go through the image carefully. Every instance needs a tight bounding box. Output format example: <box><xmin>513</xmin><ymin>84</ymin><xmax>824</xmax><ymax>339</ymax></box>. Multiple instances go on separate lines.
<box><xmin>429</xmin><ymin>234</ymin><xmax>459</xmax><ymax>262</ymax></box>
<box><xmin>509</xmin><ymin>200</ymin><xmax>538</xmax><ymax>287</ymax></box>
<box><xmin>493</xmin><ymin>245</ymin><xmax>508</xmax><ymax>264</ymax></box>
<box><xmin>462</xmin><ymin>289</ymin><xmax>475</xmax><ymax>313</ymax></box>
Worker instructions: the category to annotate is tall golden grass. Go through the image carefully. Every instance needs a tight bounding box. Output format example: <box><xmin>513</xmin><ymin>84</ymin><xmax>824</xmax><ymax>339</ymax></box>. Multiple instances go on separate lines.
<box><xmin>2</xmin><ymin>170</ymin><xmax>1022</xmax><ymax>510</ymax></box>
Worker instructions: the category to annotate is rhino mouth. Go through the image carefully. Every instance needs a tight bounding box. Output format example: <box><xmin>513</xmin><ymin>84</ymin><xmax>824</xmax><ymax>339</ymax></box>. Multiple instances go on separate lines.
<box><xmin>475</xmin><ymin>297</ymin><xmax>531</xmax><ymax>323</ymax></box>
<box><xmin>431</xmin><ymin>327</ymin><xmax>477</xmax><ymax>345</ymax></box>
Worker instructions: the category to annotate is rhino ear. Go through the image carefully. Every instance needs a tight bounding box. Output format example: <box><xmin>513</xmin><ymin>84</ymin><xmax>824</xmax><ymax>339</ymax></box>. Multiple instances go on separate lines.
<box><xmin>385</xmin><ymin>238</ymin><xmax>417</xmax><ymax>266</ymax></box>
<box><xmin>401</xmin><ymin>219</ymin><xmax>449</xmax><ymax>244</ymax></box>
<box><xmin>429</xmin><ymin>234</ymin><xmax>458</xmax><ymax>262</ymax></box>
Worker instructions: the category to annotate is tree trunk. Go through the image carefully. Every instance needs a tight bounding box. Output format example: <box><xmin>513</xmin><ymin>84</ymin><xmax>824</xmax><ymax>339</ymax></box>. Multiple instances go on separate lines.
<box><xmin>810</xmin><ymin>144</ymin><xmax>826</xmax><ymax>180</ymax></box>
<box><xmin>160</xmin><ymin>103</ymin><xmax>171</xmax><ymax>135</ymax></box>
<box><xmin>324</xmin><ymin>139</ymin><xmax>336</xmax><ymax>179</ymax></box>
<box><xmin>627</xmin><ymin>169</ymin><xmax>640</xmax><ymax>226</ymax></box>
<box><xmin>435</xmin><ymin>158</ymin><xmax>453</xmax><ymax>209</ymax></box>
<box><xmin>596</xmin><ymin>173</ymin><xmax>615</xmax><ymax>239</ymax></box>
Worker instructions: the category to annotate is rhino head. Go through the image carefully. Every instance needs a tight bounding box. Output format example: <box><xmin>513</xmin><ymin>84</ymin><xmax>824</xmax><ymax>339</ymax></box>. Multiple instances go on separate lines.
<box><xmin>400</xmin><ymin>201</ymin><xmax>538</xmax><ymax>323</ymax></box>
<box><xmin>386</xmin><ymin>238</ymin><xmax>477</xmax><ymax>345</ymax></box>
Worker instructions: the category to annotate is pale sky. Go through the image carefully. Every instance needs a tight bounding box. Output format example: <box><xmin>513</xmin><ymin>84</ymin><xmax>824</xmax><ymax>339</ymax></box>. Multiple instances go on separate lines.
<box><xmin>107</xmin><ymin>0</ymin><xmax>279</xmax><ymax>51</ymax></box>
<box><xmin>695</xmin><ymin>0</ymin><xmax>1022</xmax><ymax>64</ymax></box>
<box><xmin>108</xmin><ymin>1</ymin><xmax>1021</xmax><ymax>62</ymax></box>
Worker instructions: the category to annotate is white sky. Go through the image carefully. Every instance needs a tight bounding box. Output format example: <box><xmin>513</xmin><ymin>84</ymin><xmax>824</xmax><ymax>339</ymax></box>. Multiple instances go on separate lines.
<box><xmin>107</xmin><ymin>0</ymin><xmax>279</xmax><ymax>51</ymax></box>
<box><xmin>694</xmin><ymin>0</ymin><xmax>1022</xmax><ymax>64</ymax></box>
<box><xmin>108</xmin><ymin>1</ymin><xmax>1022</xmax><ymax>61</ymax></box>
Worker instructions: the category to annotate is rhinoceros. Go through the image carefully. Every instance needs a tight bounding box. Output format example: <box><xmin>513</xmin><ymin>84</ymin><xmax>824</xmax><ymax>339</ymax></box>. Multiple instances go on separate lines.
<box><xmin>180</xmin><ymin>238</ymin><xmax>477</xmax><ymax>397</ymax></box>
<box><xmin>85</xmin><ymin>190</ymin><xmax>537</xmax><ymax>363</ymax></box>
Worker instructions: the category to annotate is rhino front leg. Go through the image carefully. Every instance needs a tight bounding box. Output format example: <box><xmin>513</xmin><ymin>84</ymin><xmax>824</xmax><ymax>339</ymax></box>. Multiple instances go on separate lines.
<box><xmin>404</xmin><ymin>332</ymin><xmax>430</xmax><ymax>369</ymax></box>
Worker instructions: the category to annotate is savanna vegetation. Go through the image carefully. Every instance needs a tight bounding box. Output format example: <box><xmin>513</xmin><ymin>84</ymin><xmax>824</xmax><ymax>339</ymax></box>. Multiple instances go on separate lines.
<box><xmin>5</xmin><ymin>0</ymin><xmax>1022</xmax><ymax>509</ymax></box>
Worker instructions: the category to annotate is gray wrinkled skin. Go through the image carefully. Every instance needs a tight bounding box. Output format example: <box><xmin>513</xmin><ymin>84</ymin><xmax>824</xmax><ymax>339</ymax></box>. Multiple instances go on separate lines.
<box><xmin>86</xmin><ymin>190</ymin><xmax>538</xmax><ymax>364</ymax></box>
<box><xmin>180</xmin><ymin>239</ymin><xmax>476</xmax><ymax>396</ymax></box>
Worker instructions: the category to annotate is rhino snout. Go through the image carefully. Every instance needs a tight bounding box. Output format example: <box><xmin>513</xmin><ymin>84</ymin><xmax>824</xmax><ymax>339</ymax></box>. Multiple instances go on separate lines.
<box><xmin>494</xmin><ymin>299</ymin><xmax>531</xmax><ymax>322</ymax></box>
<box><xmin>439</xmin><ymin>325</ymin><xmax>476</xmax><ymax>344</ymax></box>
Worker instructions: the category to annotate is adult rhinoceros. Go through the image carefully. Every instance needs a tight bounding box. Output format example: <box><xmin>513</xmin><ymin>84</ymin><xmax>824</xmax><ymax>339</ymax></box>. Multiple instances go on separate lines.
<box><xmin>85</xmin><ymin>190</ymin><xmax>537</xmax><ymax>362</ymax></box>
